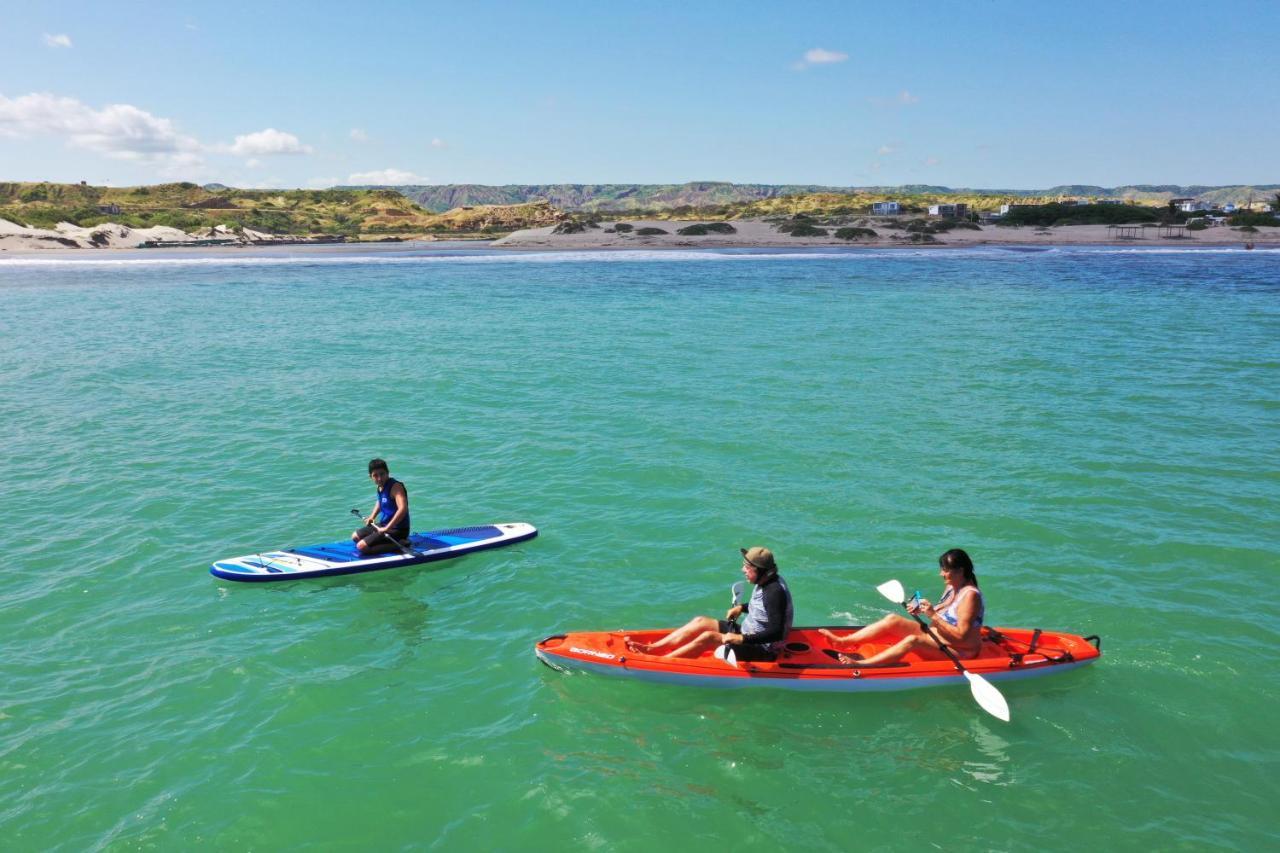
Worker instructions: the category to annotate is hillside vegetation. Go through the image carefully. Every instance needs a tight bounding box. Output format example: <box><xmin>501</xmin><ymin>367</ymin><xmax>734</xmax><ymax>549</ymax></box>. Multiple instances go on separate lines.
<box><xmin>358</xmin><ymin>181</ymin><xmax>1280</xmax><ymax>214</ymax></box>
<box><xmin>0</xmin><ymin>182</ymin><xmax>563</xmax><ymax>237</ymax></box>
<box><xmin>0</xmin><ymin>182</ymin><xmax>439</xmax><ymax>236</ymax></box>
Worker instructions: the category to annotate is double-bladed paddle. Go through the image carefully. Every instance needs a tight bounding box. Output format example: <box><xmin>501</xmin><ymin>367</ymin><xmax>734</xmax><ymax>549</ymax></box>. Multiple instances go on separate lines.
<box><xmin>714</xmin><ymin>581</ymin><xmax>747</xmax><ymax>668</ymax></box>
<box><xmin>876</xmin><ymin>578</ymin><xmax>1011</xmax><ymax>722</ymax></box>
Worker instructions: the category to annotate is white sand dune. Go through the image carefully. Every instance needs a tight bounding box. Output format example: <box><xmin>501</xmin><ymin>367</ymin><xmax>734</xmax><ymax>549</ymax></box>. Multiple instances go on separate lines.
<box><xmin>0</xmin><ymin>218</ymin><xmax>195</xmax><ymax>250</ymax></box>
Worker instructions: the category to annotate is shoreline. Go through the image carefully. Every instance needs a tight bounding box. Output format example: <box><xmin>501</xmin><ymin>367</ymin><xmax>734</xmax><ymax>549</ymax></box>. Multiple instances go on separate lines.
<box><xmin>2</xmin><ymin>226</ymin><xmax>1276</xmax><ymax>261</ymax></box>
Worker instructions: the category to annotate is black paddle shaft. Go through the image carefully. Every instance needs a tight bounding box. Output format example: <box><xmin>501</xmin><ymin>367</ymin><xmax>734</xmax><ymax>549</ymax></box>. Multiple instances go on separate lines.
<box><xmin>905</xmin><ymin>606</ymin><xmax>968</xmax><ymax>674</ymax></box>
<box><xmin>349</xmin><ymin>508</ymin><xmax>417</xmax><ymax>558</ymax></box>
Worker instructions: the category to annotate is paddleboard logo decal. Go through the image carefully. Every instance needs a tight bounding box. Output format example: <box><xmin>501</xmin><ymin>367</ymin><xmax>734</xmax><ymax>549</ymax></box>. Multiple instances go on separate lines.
<box><xmin>570</xmin><ymin>647</ymin><xmax>616</xmax><ymax>660</ymax></box>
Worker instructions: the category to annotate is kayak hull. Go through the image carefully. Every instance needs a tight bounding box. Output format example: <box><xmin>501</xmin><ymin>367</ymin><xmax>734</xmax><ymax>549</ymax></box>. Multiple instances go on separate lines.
<box><xmin>211</xmin><ymin>522</ymin><xmax>537</xmax><ymax>582</ymax></box>
<box><xmin>535</xmin><ymin>626</ymin><xmax>1100</xmax><ymax>693</ymax></box>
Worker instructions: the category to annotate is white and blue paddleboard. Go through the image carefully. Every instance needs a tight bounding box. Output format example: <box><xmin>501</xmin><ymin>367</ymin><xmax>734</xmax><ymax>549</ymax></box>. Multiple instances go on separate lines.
<box><xmin>210</xmin><ymin>522</ymin><xmax>537</xmax><ymax>582</ymax></box>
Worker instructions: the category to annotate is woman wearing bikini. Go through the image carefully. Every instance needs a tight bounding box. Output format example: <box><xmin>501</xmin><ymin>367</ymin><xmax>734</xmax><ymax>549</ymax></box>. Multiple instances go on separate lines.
<box><xmin>820</xmin><ymin>548</ymin><xmax>985</xmax><ymax>665</ymax></box>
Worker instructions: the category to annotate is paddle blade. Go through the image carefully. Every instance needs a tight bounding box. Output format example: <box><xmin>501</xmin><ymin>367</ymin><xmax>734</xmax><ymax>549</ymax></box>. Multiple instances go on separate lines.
<box><xmin>964</xmin><ymin>671</ymin><xmax>1011</xmax><ymax>722</ymax></box>
<box><xmin>876</xmin><ymin>579</ymin><xmax>906</xmax><ymax>605</ymax></box>
<box><xmin>714</xmin><ymin>644</ymin><xmax>738</xmax><ymax>668</ymax></box>
<box><xmin>730</xmin><ymin>581</ymin><xmax>745</xmax><ymax>607</ymax></box>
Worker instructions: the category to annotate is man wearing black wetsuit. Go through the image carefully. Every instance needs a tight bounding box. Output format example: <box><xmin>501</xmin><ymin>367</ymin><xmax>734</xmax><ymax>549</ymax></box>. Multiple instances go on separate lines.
<box><xmin>723</xmin><ymin>546</ymin><xmax>794</xmax><ymax>661</ymax></box>
<box><xmin>351</xmin><ymin>458</ymin><xmax>411</xmax><ymax>555</ymax></box>
<box><xmin>625</xmin><ymin>546</ymin><xmax>794</xmax><ymax>660</ymax></box>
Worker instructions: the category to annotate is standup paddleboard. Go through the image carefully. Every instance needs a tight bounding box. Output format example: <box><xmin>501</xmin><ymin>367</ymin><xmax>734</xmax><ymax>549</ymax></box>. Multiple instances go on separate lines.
<box><xmin>211</xmin><ymin>522</ymin><xmax>537</xmax><ymax>582</ymax></box>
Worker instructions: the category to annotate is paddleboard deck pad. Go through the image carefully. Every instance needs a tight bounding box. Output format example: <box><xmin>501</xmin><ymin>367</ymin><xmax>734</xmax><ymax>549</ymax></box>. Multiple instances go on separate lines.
<box><xmin>536</xmin><ymin>625</ymin><xmax>1100</xmax><ymax>692</ymax></box>
<box><xmin>211</xmin><ymin>522</ymin><xmax>537</xmax><ymax>582</ymax></box>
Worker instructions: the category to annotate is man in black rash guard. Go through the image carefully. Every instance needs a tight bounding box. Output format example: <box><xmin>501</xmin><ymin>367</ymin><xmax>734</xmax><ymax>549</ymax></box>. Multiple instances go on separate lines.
<box><xmin>625</xmin><ymin>547</ymin><xmax>794</xmax><ymax>660</ymax></box>
<box><xmin>351</xmin><ymin>458</ymin><xmax>410</xmax><ymax>556</ymax></box>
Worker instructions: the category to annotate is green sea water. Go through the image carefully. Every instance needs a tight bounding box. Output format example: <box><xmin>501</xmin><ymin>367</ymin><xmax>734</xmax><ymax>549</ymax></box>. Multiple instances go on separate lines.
<box><xmin>1</xmin><ymin>245</ymin><xmax>1277</xmax><ymax>850</ymax></box>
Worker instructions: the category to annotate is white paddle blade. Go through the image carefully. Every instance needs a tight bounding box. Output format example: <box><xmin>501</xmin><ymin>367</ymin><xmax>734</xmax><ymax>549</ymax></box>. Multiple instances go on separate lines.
<box><xmin>714</xmin><ymin>644</ymin><xmax>738</xmax><ymax>668</ymax></box>
<box><xmin>876</xmin><ymin>579</ymin><xmax>906</xmax><ymax>605</ymax></box>
<box><xmin>964</xmin><ymin>671</ymin><xmax>1011</xmax><ymax>722</ymax></box>
<box><xmin>730</xmin><ymin>581</ymin><xmax>745</xmax><ymax>607</ymax></box>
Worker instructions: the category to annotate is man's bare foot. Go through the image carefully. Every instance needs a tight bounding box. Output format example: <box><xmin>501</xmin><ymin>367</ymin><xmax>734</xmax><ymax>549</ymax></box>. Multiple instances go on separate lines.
<box><xmin>819</xmin><ymin>628</ymin><xmax>853</xmax><ymax>643</ymax></box>
<box><xmin>836</xmin><ymin>651</ymin><xmax>865</xmax><ymax>664</ymax></box>
<box><xmin>624</xmin><ymin>636</ymin><xmax>656</xmax><ymax>654</ymax></box>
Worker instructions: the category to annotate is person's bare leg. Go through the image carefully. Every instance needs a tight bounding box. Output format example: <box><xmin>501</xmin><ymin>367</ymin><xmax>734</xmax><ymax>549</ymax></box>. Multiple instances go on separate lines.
<box><xmin>819</xmin><ymin>613</ymin><xmax>916</xmax><ymax>646</ymax></box>
<box><xmin>627</xmin><ymin>617</ymin><xmax>717</xmax><ymax>654</ymax></box>
<box><xmin>663</xmin><ymin>629</ymin><xmax>724</xmax><ymax>659</ymax></box>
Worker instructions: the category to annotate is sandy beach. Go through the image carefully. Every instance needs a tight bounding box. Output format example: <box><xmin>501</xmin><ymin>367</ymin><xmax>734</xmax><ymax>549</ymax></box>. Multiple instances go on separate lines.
<box><xmin>2</xmin><ymin>216</ymin><xmax>1275</xmax><ymax>255</ymax></box>
<box><xmin>492</xmin><ymin>218</ymin><xmax>1277</xmax><ymax>250</ymax></box>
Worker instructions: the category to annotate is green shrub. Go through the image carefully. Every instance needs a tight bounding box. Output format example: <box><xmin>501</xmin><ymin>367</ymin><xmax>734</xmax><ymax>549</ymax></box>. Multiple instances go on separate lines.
<box><xmin>675</xmin><ymin>223</ymin><xmax>736</xmax><ymax>236</ymax></box>
<box><xmin>613</xmin><ymin>222</ymin><xmax>633</xmax><ymax>232</ymax></box>
<box><xmin>1187</xmin><ymin>221</ymin><xmax>1208</xmax><ymax>231</ymax></box>
<box><xmin>1238</xmin><ymin>225</ymin><xmax>1259</xmax><ymax>233</ymax></box>
<box><xmin>635</xmin><ymin>227</ymin><xmax>668</xmax><ymax>235</ymax></box>
<box><xmin>1002</xmin><ymin>202</ymin><xmax>1159</xmax><ymax>227</ymax></box>
<box><xmin>834</xmin><ymin>227</ymin><xmax>877</xmax><ymax>241</ymax></box>
<box><xmin>1228</xmin><ymin>212</ymin><xmax>1278</xmax><ymax>227</ymax></box>
<box><xmin>553</xmin><ymin>220</ymin><xmax>588</xmax><ymax>234</ymax></box>
<box><xmin>788</xmin><ymin>224</ymin><xmax>828</xmax><ymax>237</ymax></box>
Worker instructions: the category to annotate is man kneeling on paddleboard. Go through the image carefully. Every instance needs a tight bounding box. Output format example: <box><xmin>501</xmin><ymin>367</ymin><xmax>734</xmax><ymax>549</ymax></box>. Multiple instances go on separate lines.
<box><xmin>626</xmin><ymin>547</ymin><xmax>794</xmax><ymax>660</ymax></box>
<box><xmin>351</xmin><ymin>458</ymin><xmax>410</xmax><ymax>555</ymax></box>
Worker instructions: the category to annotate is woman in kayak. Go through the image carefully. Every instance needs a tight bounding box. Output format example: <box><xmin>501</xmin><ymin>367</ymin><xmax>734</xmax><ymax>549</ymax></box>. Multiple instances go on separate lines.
<box><xmin>625</xmin><ymin>546</ymin><xmax>793</xmax><ymax>660</ymax></box>
<box><xmin>820</xmin><ymin>548</ymin><xmax>985</xmax><ymax>665</ymax></box>
<box><xmin>351</xmin><ymin>458</ymin><xmax>410</xmax><ymax>555</ymax></box>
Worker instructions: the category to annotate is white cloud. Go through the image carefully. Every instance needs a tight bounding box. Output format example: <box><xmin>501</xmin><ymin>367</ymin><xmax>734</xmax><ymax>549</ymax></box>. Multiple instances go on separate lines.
<box><xmin>227</xmin><ymin>128</ymin><xmax>313</xmax><ymax>156</ymax></box>
<box><xmin>307</xmin><ymin>176</ymin><xmax>340</xmax><ymax>188</ymax></box>
<box><xmin>350</xmin><ymin>128</ymin><xmax>369</xmax><ymax>142</ymax></box>
<box><xmin>245</xmin><ymin>158</ymin><xmax>263</xmax><ymax>168</ymax></box>
<box><xmin>347</xmin><ymin>168</ymin><xmax>427</xmax><ymax>185</ymax></box>
<box><xmin>867</xmin><ymin>90</ymin><xmax>922</xmax><ymax>108</ymax></box>
<box><xmin>430</xmin><ymin>138</ymin><xmax>446</xmax><ymax>149</ymax></box>
<box><xmin>43</xmin><ymin>34</ymin><xmax>73</xmax><ymax>48</ymax></box>
<box><xmin>877</xmin><ymin>144</ymin><xmax>896</xmax><ymax>155</ymax></box>
<box><xmin>0</xmin><ymin>93</ymin><xmax>202</xmax><ymax>170</ymax></box>
<box><xmin>794</xmin><ymin>47</ymin><xmax>848</xmax><ymax>70</ymax></box>
<box><xmin>924</xmin><ymin>157</ymin><xmax>940</xmax><ymax>166</ymax></box>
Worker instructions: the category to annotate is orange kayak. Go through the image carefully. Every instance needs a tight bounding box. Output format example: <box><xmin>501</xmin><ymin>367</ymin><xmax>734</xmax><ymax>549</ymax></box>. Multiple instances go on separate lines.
<box><xmin>536</xmin><ymin>625</ymin><xmax>1101</xmax><ymax>692</ymax></box>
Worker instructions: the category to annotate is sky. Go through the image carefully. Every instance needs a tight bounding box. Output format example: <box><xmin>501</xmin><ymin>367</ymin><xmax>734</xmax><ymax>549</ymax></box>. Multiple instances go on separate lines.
<box><xmin>1</xmin><ymin>0</ymin><xmax>1277</xmax><ymax>189</ymax></box>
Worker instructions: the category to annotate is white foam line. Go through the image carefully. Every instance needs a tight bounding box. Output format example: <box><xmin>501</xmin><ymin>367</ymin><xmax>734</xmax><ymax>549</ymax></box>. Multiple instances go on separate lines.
<box><xmin>0</xmin><ymin>245</ymin><xmax>1271</xmax><ymax>269</ymax></box>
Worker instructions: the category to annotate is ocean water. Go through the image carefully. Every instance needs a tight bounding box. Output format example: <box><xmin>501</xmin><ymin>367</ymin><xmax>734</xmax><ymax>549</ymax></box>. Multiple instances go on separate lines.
<box><xmin>1</xmin><ymin>244</ymin><xmax>1277</xmax><ymax>851</ymax></box>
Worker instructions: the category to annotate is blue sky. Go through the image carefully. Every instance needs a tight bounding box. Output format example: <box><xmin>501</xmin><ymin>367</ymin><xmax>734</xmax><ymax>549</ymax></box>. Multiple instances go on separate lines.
<box><xmin>1</xmin><ymin>1</ymin><xmax>1276</xmax><ymax>189</ymax></box>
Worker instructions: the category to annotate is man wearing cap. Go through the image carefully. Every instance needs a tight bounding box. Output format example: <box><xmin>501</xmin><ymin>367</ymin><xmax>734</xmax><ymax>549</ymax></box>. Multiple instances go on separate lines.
<box><xmin>625</xmin><ymin>546</ymin><xmax>794</xmax><ymax>660</ymax></box>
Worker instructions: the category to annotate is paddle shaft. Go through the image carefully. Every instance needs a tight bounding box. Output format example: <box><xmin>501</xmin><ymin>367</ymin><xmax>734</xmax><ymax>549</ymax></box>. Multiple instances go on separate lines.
<box><xmin>904</xmin><ymin>606</ymin><xmax>969</xmax><ymax>674</ymax></box>
<box><xmin>350</xmin><ymin>508</ymin><xmax>417</xmax><ymax>557</ymax></box>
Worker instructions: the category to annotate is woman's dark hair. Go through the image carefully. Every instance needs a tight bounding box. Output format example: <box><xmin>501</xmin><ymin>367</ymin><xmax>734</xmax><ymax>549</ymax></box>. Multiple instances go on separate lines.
<box><xmin>939</xmin><ymin>548</ymin><xmax>978</xmax><ymax>588</ymax></box>
<box><xmin>368</xmin><ymin>458</ymin><xmax>389</xmax><ymax>475</ymax></box>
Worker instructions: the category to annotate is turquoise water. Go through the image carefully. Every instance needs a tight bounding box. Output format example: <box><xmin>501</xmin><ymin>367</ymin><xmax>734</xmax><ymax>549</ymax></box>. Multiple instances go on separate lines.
<box><xmin>2</xmin><ymin>244</ymin><xmax>1277</xmax><ymax>850</ymax></box>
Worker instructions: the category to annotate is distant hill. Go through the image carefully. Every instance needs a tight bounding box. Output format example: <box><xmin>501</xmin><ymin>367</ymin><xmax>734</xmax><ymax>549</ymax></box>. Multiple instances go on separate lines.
<box><xmin>341</xmin><ymin>181</ymin><xmax>1280</xmax><ymax>213</ymax></box>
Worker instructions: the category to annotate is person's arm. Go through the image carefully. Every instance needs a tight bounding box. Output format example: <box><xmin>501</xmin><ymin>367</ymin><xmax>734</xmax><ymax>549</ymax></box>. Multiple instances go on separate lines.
<box><xmin>922</xmin><ymin>589</ymin><xmax>978</xmax><ymax>645</ymax></box>
<box><xmin>733</xmin><ymin>584</ymin><xmax>788</xmax><ymax>646</ymax></box>
<box><xmin>377</xmin><ymin>483</ymin><xmax>408</xmax><ymax>533</ymax></box>
<box><xmin>365</xmin><ymin>500</ymin><xmax>379</xmax><ymax>526</ymax></box>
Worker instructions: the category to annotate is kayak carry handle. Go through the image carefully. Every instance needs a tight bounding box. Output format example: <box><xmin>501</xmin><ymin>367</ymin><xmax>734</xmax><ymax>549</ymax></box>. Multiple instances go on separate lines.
<box><xmin>1084</xmin><ymin>634</ymin><xmax>1102</xmax><ymax>650</ymax></box>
